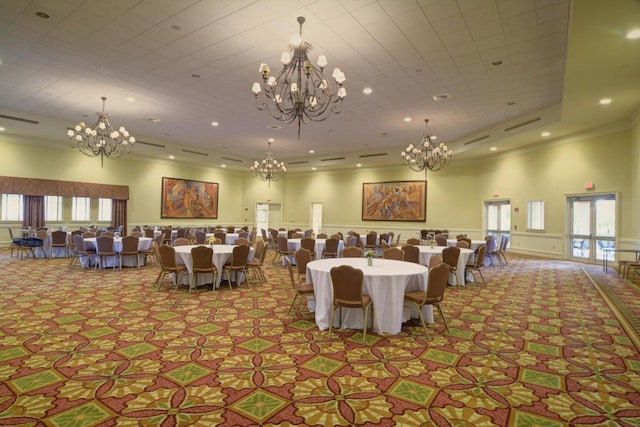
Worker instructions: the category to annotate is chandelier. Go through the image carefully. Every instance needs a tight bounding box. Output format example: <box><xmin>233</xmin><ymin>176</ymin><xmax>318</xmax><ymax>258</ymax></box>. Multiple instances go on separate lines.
<box><xmin>66</xmin><ymin>97</ymin><xmax>135</xmax><ymax>167</ymax></box>
<box><xmin>251</xmin><ymin>16</ymin><xmax>346</xmax><ymax>139</ymax></box>
<box><xmin>400</xmin><ymin>119</ymin><xmax>452</xmax><ymax>172</ymax></box>
<box><xmin>251</xmin><ymin>142</ymin><xmax>286</xmax><ymax>187</ymax></box>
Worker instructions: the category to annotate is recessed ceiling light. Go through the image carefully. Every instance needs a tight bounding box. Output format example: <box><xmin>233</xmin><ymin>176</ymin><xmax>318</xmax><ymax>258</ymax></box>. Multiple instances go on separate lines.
<box><xmin>356</xmin><ymin>163</ymin><xmax>362</xmax><ymax>167</ymax></box>
<box><xmin>599</xmin><ymin>98</ymin><xmax>612</xmax><ymax>105</ymax></box>
<box><xmin>403</xmin><ymin>117</ymin><xmax>412</xmax><ymax>122</ymax></box>
<box><xmin>211</xmin><ymin>121</ymin><xmax>219</xmax><ymax>127</ymax></box>
<box><xmin>268</xmin><ymin>138</ymin><xmax>274</xmax><ymax>142</ymax></box>
<box><xmin>362</xmin><ymin>87</ymin><xmax>373</xmax><ymax>95</ymax></box>
<box><xmin>125</xmin><ymin>97</ymin><xmax>136</xmax><ymax>102</ymax></box>
<box><xmin>267</xmin><ymin>125</ymin><xmax>282</xmax><ymax>129</ymax></box>
<box><xmin>221</xmin><ymin>164</ymin><xmax>227</xmax><ymax>168</ymax></box>
<box><xmin>490</xmin><ymin>146</ymin><xmax>497</xmax><ymax>151</ymax></box>
<box><xmin>35</xmin><ymin>11</ymin><xmax>50</xmax><ymax>19</ymax></box>
<box><xmin>0</xmin><ymin>127</ymin><xmax>5</xmax><ymax>132</ymax></box>
<box><xmin>312</xmin><ymin>167</ymin><xmax>317</xmax><ymax>171</ymax></box>
<box><xmin>626</xmin><ymin>29</ymin><xmax>640</xmax><ymax>39</ymax></box>
<box><xmin>169</xmin><ymin>155</ymin><xmax>175</xmax><ymax>160</ymax></box>
<box><xmin>431</xmin><ymin>135</ymin><xmax>437</xmax><ymax>140</ymax></box>
<box><xmin>146</xmin><ymin>118</ymin><xmax>162</xmax><ymax>123</ymax></box>
<box><xmin>541</xmin><ymin>131</ymin><xmax>551</xmax><ymax>137</ymax></box>
<box><xmin>309</xmin><ymin>149</ymin><xmax>315</xmax><ymax>154</ymax></box>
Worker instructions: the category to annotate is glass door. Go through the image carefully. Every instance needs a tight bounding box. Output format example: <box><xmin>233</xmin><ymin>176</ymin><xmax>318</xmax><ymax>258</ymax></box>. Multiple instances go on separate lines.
<box><xmin>310</xmin><ymin>202</ymin><xmax>323</xmax><ymax>237</ymax></box>
<box><xmin>568</xmin><ymin>194</ymin><xmax>616</xmax><ymax>263</ymax></box>
<box><xmin>485</xmin><ymin>200</ymin><xmax>511</xmax><ymax>242</ymax></box>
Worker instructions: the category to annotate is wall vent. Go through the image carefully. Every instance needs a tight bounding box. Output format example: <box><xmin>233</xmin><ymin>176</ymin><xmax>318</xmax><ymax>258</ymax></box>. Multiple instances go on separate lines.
<box><xmin>221</xmin><ymin>156</ymin><xmax>243</xmax><ymax>163</ymax></box>
<box><xmin>181</xmin><ymin>149</ymin><xmax>208</xmax><ymax>157</ymax></box>
<box><xmin>0</xmin><ymin>114</ymin><xmax>39</xmax><ymax>125</ymax></box>
<box><xmin>504</xmin><ymin>117</ymin><xmax>541</xmax><ymax>132</ymax></box>
<box><xmin>136</xmin><ymin>140</ymin><xmax>165</xmax><ymax>148</ymax></box>
<box><xmin>320</xmin><ymin>156</ymin><xmax>345</xmax><ymax>162</ymax></box>
<box><xmin>287</xmin><ymin>160</ymin><xmax>309</xmax><ymax>165</ymax></box>
<box><xmin>463</xmin><ymin>135</ymin><xmax>490</xmax><ymax>145</ymax></box>
<box><xmin>359</xmin><ymin>153</ymin><xmax>387</xmax><ymax>158</ymax></box>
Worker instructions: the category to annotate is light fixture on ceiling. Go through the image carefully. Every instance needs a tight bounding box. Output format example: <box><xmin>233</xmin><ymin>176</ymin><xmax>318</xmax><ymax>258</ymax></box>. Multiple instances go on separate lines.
<box><xmin>400</xmin><ymin>119</ymin><xmax>452</xmax><ymax>173</ymax></box>
<box><xmin>251</xmin><ymin>16</ymin><xmax>346</xmax><ymax>139</ymax></box>
<box><xmin>251</xmin><ymin>142</ymin><xmax>286</xmax><ymax>187</ymax></box>
<box><xmin>66</xmin><ymin>97</ymin><xmax>135</xmax><ymax>168</ymax></box>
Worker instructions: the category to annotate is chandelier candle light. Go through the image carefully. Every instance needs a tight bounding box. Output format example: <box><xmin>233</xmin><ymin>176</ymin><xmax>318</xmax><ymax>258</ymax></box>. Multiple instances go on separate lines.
<box><xmin>400</xmin><ymin>119</ymin><xmax>452</xmax><ymax>173</ymax></box>
<box><xmin>67</xmin><ymin>97</ymin><xmax>135</xmax><ymax>167</ymax></box>
<box><xmin>251</xmin><ymin>142</ymin><xmax>286</xmax><ymax>188</ymax></box>
<box><xmin>251</xmin><ymin>16</ymin><xmax>346</xmax><ymax>139</ymax></box>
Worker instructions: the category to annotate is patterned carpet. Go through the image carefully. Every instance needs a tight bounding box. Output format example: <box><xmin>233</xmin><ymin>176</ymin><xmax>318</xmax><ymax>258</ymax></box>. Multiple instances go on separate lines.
<box><xmin>0</xmin><ymin>247</ymin><xmax>639</xmax><ymax>426</ymax></box>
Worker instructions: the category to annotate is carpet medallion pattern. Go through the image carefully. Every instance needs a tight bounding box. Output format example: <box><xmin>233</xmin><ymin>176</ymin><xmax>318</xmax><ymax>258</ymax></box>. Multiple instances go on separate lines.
<box><xmin>0</xmin><ymin>249</ymin><xmax>639</xmax><ymax>426</ymax></box>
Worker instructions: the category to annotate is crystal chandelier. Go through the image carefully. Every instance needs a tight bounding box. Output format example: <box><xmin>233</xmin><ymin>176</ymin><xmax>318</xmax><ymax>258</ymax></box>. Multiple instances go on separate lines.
<box><xmin>66</xmin><ymin>97</ymin><xmax>135</xmax><ymax>167</ymax></box>
<box><xmin>400</xmin><ymin>119</ymin><xmax>452</xmax><ymax>172</ymax></box>
<box><xmin>251</xmin><ymin>16</ymin><xmax>346</xmax><ymax>139</ymax></box>
<box><xmin>251</xmin><ymin>142</ymin><xmax>286</xmax><ymax>187</ymax></box>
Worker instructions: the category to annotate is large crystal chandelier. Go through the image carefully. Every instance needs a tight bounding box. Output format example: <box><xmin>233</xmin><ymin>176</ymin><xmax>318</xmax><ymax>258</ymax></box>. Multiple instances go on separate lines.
<box><xmin>400</xmin><ymin>120</ymin><xmax>452</xmax><ymax>172</ymax></box>
<box><xmin>251</xmin><ymin>142</ymin><xmax>286</xmax><ymax>187</ymax></box>
<box><xmin>251</xmin><ymin>16</ymin><xmax>346</xmax><ymax>139</ymax></box>
<box><xmin>66</xmin><ymin>97</ymin><xmax>135</xmax><ymax>167</ymax></box>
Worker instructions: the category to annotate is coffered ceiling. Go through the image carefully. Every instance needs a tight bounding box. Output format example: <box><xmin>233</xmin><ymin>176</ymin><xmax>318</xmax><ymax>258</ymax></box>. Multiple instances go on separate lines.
<box><xmin>0</xmin><ymin>0</ymin><xmax>638</xmax><ymax>171</ymax></box>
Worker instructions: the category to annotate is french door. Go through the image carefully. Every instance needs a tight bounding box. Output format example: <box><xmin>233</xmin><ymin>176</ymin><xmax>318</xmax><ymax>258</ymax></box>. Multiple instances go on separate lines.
<box><xmin>310</xmin><ymin>202</ymin><xmax>323</xmax><ymax>236</ymax></box>
<box><xmin>567</xmin><ymin>194</ymin><xmax>616</xmax><ymax>263</ymax></box>
<box><xmin>485</xmin><ymin>200</ymin><xmax>511</xmax><ymax>241</ymax></box>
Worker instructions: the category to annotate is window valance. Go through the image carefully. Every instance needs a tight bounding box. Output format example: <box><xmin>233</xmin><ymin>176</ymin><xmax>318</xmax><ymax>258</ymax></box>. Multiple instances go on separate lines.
<box><xmin>0</xmin><ymin>176</ymin><xmax>129</xmax><ymax>200</ymax></box>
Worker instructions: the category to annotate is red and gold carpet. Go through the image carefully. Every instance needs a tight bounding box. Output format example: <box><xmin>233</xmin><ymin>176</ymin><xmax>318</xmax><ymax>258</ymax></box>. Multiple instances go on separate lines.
<box><xmin>0</xmin><ymin>249</ymin><xmax>639</xmax><ymax>426</ymax></box>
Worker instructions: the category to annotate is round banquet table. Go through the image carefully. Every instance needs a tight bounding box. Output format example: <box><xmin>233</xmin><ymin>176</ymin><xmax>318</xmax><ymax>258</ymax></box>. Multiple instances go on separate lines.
<box><xmin>285</xmin><ymin>238</ymin><xmax>345</xmax><ymax>265</ymax></box>
<box><xmin>83</xmin><ymin>237</ymin><xmax>153</xmax><ymax>268</ymax></box>
<box><xmin>416</xmin><ymin>245</ymin><xmax>474</xmax><ymax>286</ymax></box>
<box><xmin>174</xmin><ymin>244</ymin><xmax>254</xmax><ymax>288</ymax></box>
<box><xmin>306</xmin><ymin>257</ymin><xmax>433</xmax><ymax>335</ymax></box>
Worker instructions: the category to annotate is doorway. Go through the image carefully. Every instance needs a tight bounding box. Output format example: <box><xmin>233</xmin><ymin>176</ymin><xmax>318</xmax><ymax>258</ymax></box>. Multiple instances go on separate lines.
<box><xmin>567</xmin><ymin>194</ymin><xmax>616</xmax><ymax>263</ymax></box>
<box><xmin>255</xmin><ymin>203</ymin><xmax>282</xmax><ymax>236</ymax></box>
<box><xmin>485</xmin><ymin>200</ymin><xmax>511</xmax><ymax>241</ymax></box>
<box><xmin>310</xmin><ymin>202</ymin><xmax>323</xmax><ymax>236</ymax></box>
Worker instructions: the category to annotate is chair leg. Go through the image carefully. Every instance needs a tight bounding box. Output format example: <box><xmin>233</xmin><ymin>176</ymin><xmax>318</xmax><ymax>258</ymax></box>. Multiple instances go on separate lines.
<box><xmin>328</xmin><ymin>305</ymin><xmax>336</xmax><ymax>338</ymax></box>
<box><xmin>413</xmin><ymin>302</ymin><xmax>429</xmax><ymax>339</ymax></box>
<box><xmin>476</xmin><ymin>268</ymin><xmax>486</xmax><ymax>285</ymax></box>
<box><xmin>435</xmin><ymin>302</ymin><xmax>449</xmax><ymax>333</ymax></box>
<box><xmin>288</xmin><ymin>294</ymin><xmax>299</xmax><ymax>315</ymax></box>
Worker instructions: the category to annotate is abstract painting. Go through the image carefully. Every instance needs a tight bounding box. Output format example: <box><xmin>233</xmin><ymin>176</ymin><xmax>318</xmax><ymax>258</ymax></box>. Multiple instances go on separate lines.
<box><xmin>362</xmin><ymin>181</ymin><xmax>426</xmax><ymax>222</ymax></box>
<box><xmin>161</xmin><ymin>177</ymin><xmax>219</xmax><ymax>219</ymax></box>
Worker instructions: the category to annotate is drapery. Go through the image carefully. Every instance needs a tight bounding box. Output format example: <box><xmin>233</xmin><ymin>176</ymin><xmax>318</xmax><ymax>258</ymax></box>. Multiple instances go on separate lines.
<box><xmin>111</xmin><ymin>199</ymin><xmax>127</xmax><ymax>236</ymax></box>
<box><xmin>23</xmin><ymin>195</ymin><xmax>45</xmax><ymax>229</ymax></box>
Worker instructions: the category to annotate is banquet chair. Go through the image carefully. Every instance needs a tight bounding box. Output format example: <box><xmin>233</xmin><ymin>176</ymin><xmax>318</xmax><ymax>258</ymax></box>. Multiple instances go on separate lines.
<box><xmin>274</xmin><ymin>236</ymin><xmax>294</xmax><ymax>265</ymax></box>
<box><xmin>130</xmin><ymin>231</ymin><xmax>143</xmax><ymax>238</ymax></box>
<box><xmin>95</xmin><ymin>236</ymin><xmax>119</xmax><ymax>270</ymax></box>
<box><xmin>82</xmin><ymin>231</ymin><xmax>95</xmax><ymax>239</ymax></box>
<box><xmin>51</xmin><ymin>230</ymin><xmax>69</xmax><ymax>258</ymax></box>
<box><xmin>429</xmin><ymin>254</ymin><xmax>443</xmax><ymax>269</ymax></box>
<box><xmin>465</xmin><ymin>244</ymin><xmax>487</xmax><ymax>285</ymax></box>
<box><xmin>101</xmin><ymin>231</ymin><xmax>115</xmax><ymax>238</ymax></box>
<box><xmin>436</xmin><ymin>235</ymin><xmax>448</xmax><ymax>246</ymax></box>
<box><xmin>214</xmin><ymin>231</ymin><xmax>226</xmax><ymax>244</ymax></box>
<box><xmin>342</xmin><ymin>246</ymin><xmax>363</xmax><ymax>258</ymax></box>
<box><xmin>7</xmin><ymin>227</ymin><xmax>21</xmax><ymax>258</ymax></box>
<box><xmin>377</xmin><ymin>233</ymin><xmax>390</xmax><ymax>250</ymax></box>
<box><xmin>401</xmin><ymin>245</ymin><xmax>420</xmax><ymax>264</ymax></box>
<box><xmin>222</xmin><ymin>244</ymin><xmax>251</xmax><ymax>289</ymax></box>
<box><xmin>176</xmin><ymin>228</ymin><xmax>186</xmax><ymax>239</ymax></box>
<box><xmin>294</xmin><ymin>248</ymin><xmax>312</xmax><ymax>284</ymax></box>
<box><xmin>291</xmin><ymin>232</ymin><xmax>304</xmax><ymax>238</ymax></box>
<box><xmin>234</xmin><ymin>237</ymin><xmax>250</xmax><ymax>246</ymax></box>
<box><xmin>322</xmin><ymin>237</ymin><xmax>340</xmax><ymax>258</ymax></box>
<box><xmin>456</xmin><ymin>234</ymin><xmax>465</xmax><ymax>239</ymax></box>
<box><xmin>238</xmin><ymin>231</ymin><xmax>249</xmax><ymax>239</ymax></box>
<box><xmin>484</xmin><ymin>236</ymin><xmax>498</xmax><ymax>266</ymax></box>
<box><xmin>156</xmin><ymin>245</ymin><xmax>187</xmax><ymax>291</ymax></box>
<box><xmin>120</xmin><ymin>235</ymin><xmax>141</xmax><ymax>268</ymax></box>
<box><xmin>316</xmin><ymin>233</ymin><xmax>328</xmax><ymax>239</ymax></box>
<box><xmin>144</xmin><ymin>228</ymin><xmax>155</xmax><ymax>238</ymax></box>
<box><xmin>420</xmin><ymin>229</ymin><xmax>430</xmax><ymax>245</ymax></box>
<box><xmin>383</xmin><ymin>247</ymin><xmax>404</xmax><ymax>261</ymax></box>
<box><xmin>457</xmin><ymin>237</ymin><xmax>472</xmax><ymax>249</ymax></box>
<box><xmin>284</xmin><ymin>256</ymin><xmax>314</xmax><ymax>319</ymax></box>
<box><xmin>269</xmin><ymin>229</ymin><xmax>279</xmax><ymax>249</ymax></box>
<box><xmin>190</xmin><ymin>245</ymin><xmax>217</xmax><ymax>293</ymax></box>
<box><xmin>173</xmin><ymin>237</ymin><xmax>189</xmax><ymax>246</ymax></box>
<box><xmin>161</xmin><ymin>228</ymin><xmax>173</xmax><ymax>246</ymax></box>
<box><xmin>329</xmin><ymin>265</ymin><xmax>372</xmax><ymax>344</ymax></box>
<box><xmin>497</xmin><ymin>236</ymin><xmax>509</xmax><ymax>266</ymax></box>
<box><xmin>364</xmin><ymin>232</ymin><xmax>378</xmax><ymax>251</ymax></box>
<box><xmin>406</xmin><ymin>237</ymin><xmax>421</xmax><ymax>246</ymax></box>
<box><xmin>442</xmin><ymin>246</ymin><xmax>460</xmax><ymax>280</ymax></box>
<box><xmin>140</xmin><ymin>241</ymin><xmax>158</xmax><ymax>267</ymax></box>
<box><xmin>344</xmin><ymin>235</ymin><xmax>357</xmax><ymax>247</ymax></box>
<box><xmin>304</xmin><ymin>229</ymin><xmax>313</xmax><ymax>238</ymax></box>
<box><xmin>69</xmin><ymin>234</ymin><xmax>96</xmax><ymax>269</ymax></box>
<box><xmin>300</xmin><ymin>237</ymin><xmax>316</xmax><ymax>258</ymax></box>
<box><xmin>404</xmin><ymin>262</ymin><xmax>450</xmax><ymax>337</ymax></box>
<box><xmin>247</xmin><ymin>240</ymin><xmax>268</xmax><ymax>283</ymax></box>
<box><xmin>352</xmin><ymin>232</ymin><xmax>362</xmax><ymax>247</ymax></box>
<box><xmin>456</xmin><ymin>240</ymin><xmax>470</xmax><ymax>249</ymax></box>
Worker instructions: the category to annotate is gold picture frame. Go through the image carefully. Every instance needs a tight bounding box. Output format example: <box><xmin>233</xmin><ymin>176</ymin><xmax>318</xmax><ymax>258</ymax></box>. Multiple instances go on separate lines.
<box><xmin>362</xmin><ymin>180</ymin><xmax>426</xmax><ymax>222</ymax></box>
<box><xmin>161</xmin><ymin>177</ymin><xmax>219</xmax><ymax>219</ymax></box>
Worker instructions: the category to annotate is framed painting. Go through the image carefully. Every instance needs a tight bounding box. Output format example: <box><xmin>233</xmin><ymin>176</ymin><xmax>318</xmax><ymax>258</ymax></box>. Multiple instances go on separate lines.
<box><xmin>362</xmin><ymin>180</ymin><xmax>426</xmax><ymax>222</ymax></box>
<box><xmin>161</xmin><ymin>177</ymin><xmax>219</xmax><ymax>219</ymax></box>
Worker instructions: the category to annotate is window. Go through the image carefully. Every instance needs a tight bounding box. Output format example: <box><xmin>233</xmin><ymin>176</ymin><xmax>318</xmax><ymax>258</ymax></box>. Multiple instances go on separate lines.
<box><xmin>72</xmin><ymin>197</ymin><xmax>90</xmax><ymax>221</ymax></box>
<box><xmin>527</xmin><ymin>200</ymin><xmax>545</xmax><ymax>231</ymax></box>
<box><xmin>45</xmin><ymin>196</ymin><xmax>63</xmax><ymax>221</ymax></box>
<box><xmin>1</xmin><ymin>194</ymin><xmax>23</xmax><ymax>221</ymax></box>
<box><xmin>98</xmin><ymin>198</ymin><xmax>112</xmax><ymax>222</ymax></box>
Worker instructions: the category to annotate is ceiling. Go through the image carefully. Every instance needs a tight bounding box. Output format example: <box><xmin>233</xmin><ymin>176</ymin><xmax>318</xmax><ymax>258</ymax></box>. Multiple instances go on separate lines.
<box><xmin>0</xmin><ymin>0</ymin><xmax>638</xmax><ymax>171</ymax></box>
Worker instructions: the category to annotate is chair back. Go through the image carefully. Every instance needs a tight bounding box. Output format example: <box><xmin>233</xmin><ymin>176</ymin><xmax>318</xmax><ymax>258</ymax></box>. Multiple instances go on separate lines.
<box><xmin>214</xmin><ymin>231</ymin><xmax>226</xmax><ymax>242</ymax></box>
<box><xmin>253</xmin><ymin>239</ymin><xmax>265</xmax><ymax>259</ymax></box>
<box><xmin>442</xmin><ymin>246</ymin><xmax>461</xmax><ymax>270</ymax></box>
<box><xmin>191</xmin><ymin>245</ymin><xmax>214</xmax><ymax>270</ymax></box>
<box><xmin>173</xmin><ymin>237</ymin><xmax>189</xmax><ymax>246</ymax></box>
<box><xmin>121</xmin><ymin>235</ymin><xmax>139</xmax><ymax>253</ymax></box>
<box><xmin>474</xmin><ymin>244</ymin><xmax>487</xmax><ymax>267</ymax></box>
<box><xmin>234</xmin><ymin>237</ymin><xmax>249</xmax><ymax>246</ymax></box>
<box><xmin>101</xmin><ymin>231</ymin><xmax>115</xmax><ymax>238</ymax></box>
<box><xmin>277</xmin><ymin>236</ymin><xmax>289</xmax><ymax>252</ymax></box>
<box><xmin>345</xmin><ymin>235</ymin><xmax>357</xmax><ymax>247</ymax></box>
<box><xmin>342</xmin><ymin>246</ymin><xmax>362</xmax><ymax>258</ymax></box>
<box><xmin>96</xmin><ymin>236</ymin><xmax>114</xmax><ymax>253</ymax></box>
<box><xmin>304</xmin><ymin>229</ymin><xmax>313</xmax><ymax>238</ymax></box>
<box><xmin>383</xmin><ymin>247</ymin><xmax>404</xmax><ymax>260</ymax></box>
<box><xmin>406</xmin><ymin>237</ymin><xmax>421</xmax><ymax>245</ymax></box>
<box><xmin>229</xmin><ymin>244</ymin><xmax>251</xmax><ymax>268</ymax></box>
<box><xmin>456</xmin><ymin>240</ymin><xmax>470</xmax><ymax>248</ymax></box>
<box><xmin>365</xmin><ymin>232</ymin><xmax>377</xmax><ymax>246</ymax></box>
<box><xmin>428</xmin><ymin>254</ymin><xmax>443</xmax><ymax>269</ymax></box>
<box><xmin>51</xmin><ymin>230</ymin><xmax>67</xmax><ymax>245</ymax></box>
<box><xmin>301</xmin><ymin>237</ymin><xmax>315</xmax><ymax>253</ymax></box>
<box><xmin>35</xmin><ymin>229</ymin><xmax>47</xmax><ymax>240</ymax></box>
<box><xmin>144</xmin><ymin>228</ymin><xmax>154</xmax><ymax>238</ymax></box>
<box><xmin>159</xmin><ymin>244</ymin><xmax>178</xmax><ymax>269</ymax></box>
<box><xmin>317</xmin><ymin>233</ymin><xmax>328</xmax><ymax>239</ymax></box>
<box><xmin>238</xmin><ymin>231</ymin><xmax>249</xmax><ymax>239</ymax></box>
<box><xmin>73</xmin><ymin>234</ymin><xmax>87</xmax><ymax>254</ymax></box>
<box><xmin>499</xmin><ymin>236</ymin><xmax>509</xmax><ymax>252</ymax></box>
<box><xmin>283</xmin><ymin>255</ymin><xmax>298</xmax><ymax>290</ymax></box>
<box><xmin>176</xmin><ymin>228</ymin><xmax>186</xmax><ymax>239</ymax></box>
<box><xmin>456</xmin><ymin>234</ymin><xmax>465</xmax><ymax>239</ymax></box>
<box><xmin>485</xmin><ymin>236</ymin><xmax>497</xmax><ymax>253</ymax></box>
<box><xmin>420</xmin><ymin>229</ymin><xmax>430</xmax><ymax>240</ymax></box>
<box><xmin>130</xmin><ymin>231</ymin><xmax>143</xmax><ymax>237</ymax></box>
<box><xmin>227</xmin><ymin>226</ymin><xmax>236</xmax><ymax>233</ymax></box>
<box><xmin>379</xmin><ymin>233</ymin><xmax>390</xmax><ymax>245</ymax></box>
<box><xmin>195</xmin><ymin>231</ymin><xmax>206</xmax><ymax>244</ymax></box>
<box><xmin>330</xmin><ymin>265</ymin><xmax>365</xmax><ymax>307</ymax></box>
<box><xmin>294</xmin><ymin>248</ymin><xmax>312</xmax><ymax>277</ymax></box>
<box><xmin>154</xmin><ymin>233</ymin><xmax>163</xmax><ymax>247</ymax></box>
<box><xmin>436</xmin><ymin>236</ymin><xmax>447</xmax><ymax>246</ymax></box>
<box><xmin>401</xmin><ymin>245</ymin><xmax>420</xmax><ymax>263</ymax></box>
<box><xmin>425</xmin><ymin>263</ymin><xmax>450</xmax><ymax>303</ymax></box>
<box><xmin>458</xmin><ymin>237</ymin><xmax>472</xmax><ymax>248</ymax></box>
<box><xmin>324</xmin><ymin>237</ymin><xmax>339</xmax><ymax>254</ymax></box>
<box><xmin>291</xmin><ymin>232</ymin><xmax>303</xmax><ymax>238</ymax></box>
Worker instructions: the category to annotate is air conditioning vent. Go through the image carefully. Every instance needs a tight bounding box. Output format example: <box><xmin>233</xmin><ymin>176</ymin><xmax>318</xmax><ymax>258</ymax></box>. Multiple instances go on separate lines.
<box><xmin>221</xmin><ymin>156</ymin><xmax>243</xmax><ymax>163</ymax></box>
<box><xmin>181</xmin><ymin>149</ymin><xmax>208</xmax><ymax>157</ymax></box>
<box><xmin>504</xmin><ymin>117</ymin><xmax>541</xmax><ymax>132</ymax></box>
<box><xmin>432</xmin><ymin>93</ymin><xmax>452</xmax><ymax>102</ymax></box>
<box><xmin>359</xmin><ymin>153</ymin><xmax>387</xmax><ymax>158</ymax></box>
<box><xmin>463</xmin><ymin>135</ymin><xmax>490</xmax><ymax>145</ymax></box>
<box><xmin>0</xmin><ymin>114</ymin><xmax>39</xmax><ymax>124</ymax></box>
<box><xmin>136</xmin><ymin>140</ymin><xmax>166</xmax><ymax>148</ymax></box>
<box><xmin>288</xmin><ymin>160</ymin><xmax>309</xmax><ymax>165</ymax></box>
<box><xmin>320</xmin><ymin>156</ymin><xmax>345</xmax><ymax>162</ymax></box>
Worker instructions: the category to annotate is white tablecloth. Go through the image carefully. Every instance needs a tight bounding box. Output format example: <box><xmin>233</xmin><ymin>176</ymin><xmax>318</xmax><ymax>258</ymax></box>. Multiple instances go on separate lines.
<box><xmin>174</xmin><ymin>244</ymin><xmax>254</xmax><ymax>288</ymax></box>
<box><xmin>446</xmin><ymin>239</ymin><xmax>485</xmax><ymax>251</ymax></box>
<box><xmin>84</xmin><ymin>237</ymin><xmax>153</xmax><ymax>267</ymax></box>
<box><xmin>153</xmin><ymin>230</ymin><xmax>178</xmax><ymax>244</ymax></box>
<box><xmin>285</xmin><ymin>238</ymin><xmax>346</xmax><ymax>264</ymax></box>
<box><xmin>416</xmin><ymin>245</ymin><xmax>474</xmax><ymax>286</ymax></box>
<box><xmin>306</xmin><ymin>258</ymin><xmax>433</xmax><ymax>335</ymax></box>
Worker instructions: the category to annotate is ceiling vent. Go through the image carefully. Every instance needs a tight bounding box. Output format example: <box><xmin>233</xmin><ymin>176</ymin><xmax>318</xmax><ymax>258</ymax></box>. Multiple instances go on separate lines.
<box><xmin>432</xmin><ymin>93</ymin><xmax>452</xmax><ymax>102</ymax></box>
<box><xmin>0</xmin><ymin>114</ymin><xmax>39</xmax><ymax>125</ymax></box>
<box><xmin>287</xmin><ymin>160</ymin><xmax>309</xmax><ymax>165</ymax></box>
<box><xmin>359</xmin><ymin>153</ymin><xmax>387</xmax><ymax>158</ymax></box>
<box><xmin>321</xmin><ymin>156</ymin><xmax>346</xmax><ymax>162</ymax></box>
<box><xmin>136</xmin><ymin>140</ymin><xmax>165</xmax><ymax>148</ymax></box>
<box><xmin>463</xmin><ymin>135</ymin><xmax>490</xmax><ymax>146</ymax></box>
<box><xmin>221</xmin><ymin>156</ymin><xmax>243</xmax><ymax>163</ymax></box>
<box><xmin>504</xmin><ymin>117</ymin><xmax>541</xmax><ymax>132</ymax></box>
<box><xmin>181</xmin><ymin>149</ymin><xmax>208</xmax><ymax>157</ymax></box>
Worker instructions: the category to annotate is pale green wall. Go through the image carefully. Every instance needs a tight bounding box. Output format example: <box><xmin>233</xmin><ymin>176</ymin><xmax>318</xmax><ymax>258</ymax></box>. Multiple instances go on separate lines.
<box><xmin>631</xmin><ymin>118</ymin><xmax>640</xmax><ymax>237</ymax></box>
